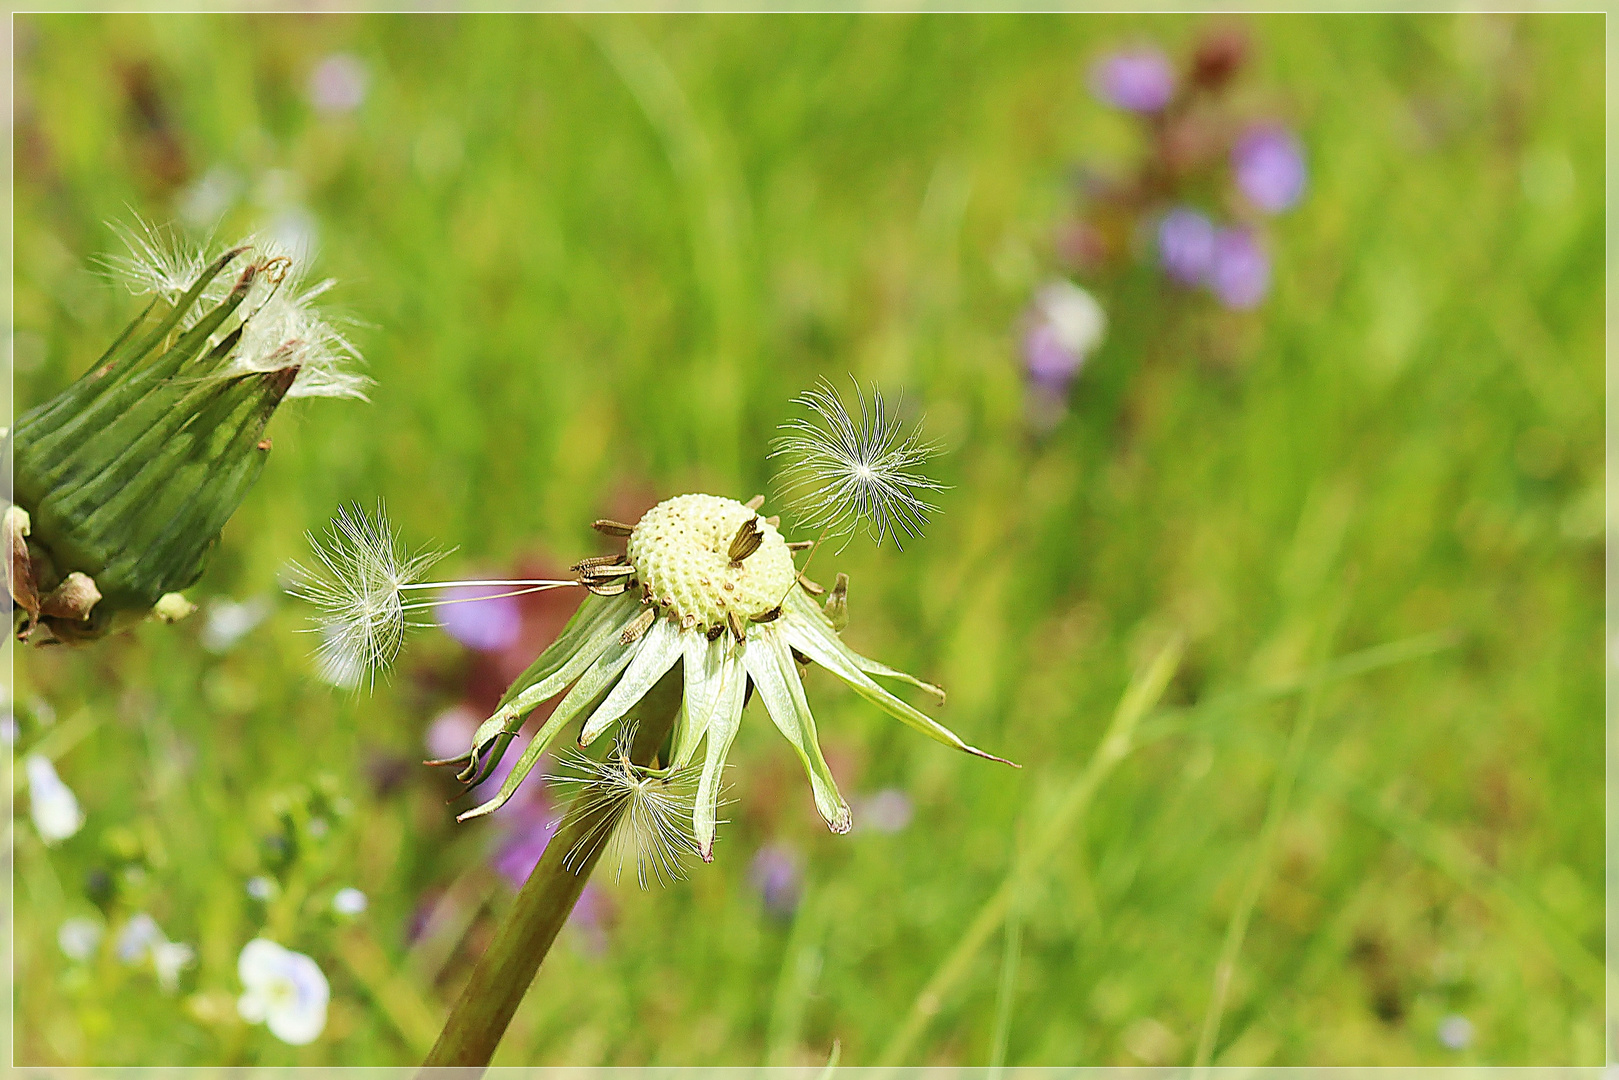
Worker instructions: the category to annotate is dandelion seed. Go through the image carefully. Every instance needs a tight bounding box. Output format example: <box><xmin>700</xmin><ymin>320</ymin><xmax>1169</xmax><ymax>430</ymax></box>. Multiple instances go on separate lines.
<box><xmin>771</xmin><ymin>379</ymin><xmax>946</xmax><ymax>550</ymax></box>
<box><xmin>553</xmin><ymin>731</ymin><xmax>700</xmax><ymax>890</ymax></box>
<box><xmin>288</xmin><ymin>503</ymin><xmax>445</xmax><ymax>689</ymax></box>
<box><xmin>288</xmin><ymin>502</ymin><xmax>576</xmax><ymax>690</ymax></box>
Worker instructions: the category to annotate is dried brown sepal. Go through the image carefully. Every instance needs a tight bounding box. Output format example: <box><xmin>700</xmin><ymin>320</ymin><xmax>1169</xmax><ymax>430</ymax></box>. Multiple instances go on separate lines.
<box><xmin>585</xmin><ymin>578</ymin><xmax>631</xmax><ymax>597</ymax></box>
<box><xmin>726</xmin><ymin>610</ymin><xmax>746</xmax><ymax>643</ymax></box>
<box><xmin>750</xmin><ymin>605</ymin><xmax>782</xmax><ymax>624</ymax></box>
<box><xmin>621</xmin><ymin>607</ymin><xmax>656</xmax><ymax>645</ymax></box>
<box><xmin>5</xmin><ymin>506</ymin><xmax>39</xmax><ymax>620</ymax></box>
<box><xmin>786</xmin><ymin>540</ymin><xmax>814</xmax><ymax>552</ymax></box>
<box><xmin>39</xmin><ymin>572</ymin><xmax>102</xmax><ymax>623</ymax></box>
<box><xmin>797</xmin><ymin>573</ymin><xmax>826</xmax><ymax>596</ymax></box>
<box><xmin>592</xmin><ymin>519</ymin><xmax>635</xmax><ymax>537</ymax></box>
<box><xmin>764</xmin><ymin>516</ymin><xmax>780</xmax><ymax>528</ymax></box>
<box><xmin>706</xmin><ymin>624</ymin><xmax>726</xmax><ymax>642</ymax></box>
<box><xmin>728</xmin><ymin>517</ymin><xmax>765</xmax><ymax>566</ymax></box>
<box><xmin>573</xmin><ymin>553</ymin><xmax>627</xmax><ymax>571</ymax></box>
<box><xmin>744</xmin><ymin>494</ymin><xmax>765</xmax><ymax>511</ymax></box>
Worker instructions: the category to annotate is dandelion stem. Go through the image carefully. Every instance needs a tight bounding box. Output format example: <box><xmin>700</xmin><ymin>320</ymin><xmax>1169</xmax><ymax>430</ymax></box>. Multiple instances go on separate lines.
<box><xmin>420</xmin><ymin>665</ymin><xmax>685</xmax><ymax>1070</ymax></box>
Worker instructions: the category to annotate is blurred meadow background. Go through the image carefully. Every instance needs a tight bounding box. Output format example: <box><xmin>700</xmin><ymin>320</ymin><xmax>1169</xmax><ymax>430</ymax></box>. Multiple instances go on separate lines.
<box><xmin>9</xmin><ymin>11</ymin><xmax>1603</xmax><ymax>1067</ymax></box>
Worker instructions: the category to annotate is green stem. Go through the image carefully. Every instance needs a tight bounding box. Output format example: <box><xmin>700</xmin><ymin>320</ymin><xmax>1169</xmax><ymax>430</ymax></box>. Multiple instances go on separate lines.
<box><xmin>421</xmin><ymin>667</ymin><xmax>685</xmax><ymax>1069</ymax></box>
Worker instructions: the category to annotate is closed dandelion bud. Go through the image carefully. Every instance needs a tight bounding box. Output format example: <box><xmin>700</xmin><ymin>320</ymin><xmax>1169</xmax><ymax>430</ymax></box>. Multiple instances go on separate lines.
<box><xmin>6</xmin><ymin>222</ymin><xmax>368</xmax><ymax>645</ymax></box>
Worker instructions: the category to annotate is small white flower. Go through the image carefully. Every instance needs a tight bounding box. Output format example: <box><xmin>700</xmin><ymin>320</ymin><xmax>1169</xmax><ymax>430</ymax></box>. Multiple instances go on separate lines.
<box><xmin>238</xmin><ymin>938</ymin><xmax>330</xmax><ymax>1045</ymax></box>
<box><xmin>1438</xmin><ymin>1014</ymin><xmax>1474</xmax><ymax>1051</ymax></box>
<box><xmin>26</xmin><ymin>754</ymin><xmax>84</xmax><ymax>844</ymax></box>
<box><xmin>116</xmin><ymin>913</ymin><xmax>164</xmax><ymax>963</ymax></box>
<box><xmin>772</xmin><ymin>380</ymin><xmax>946</xmax><ymax>549</ymax></box>
<box><xmin>57</xmin><ymin>916</ymin><xmax>104</xmax><ymax>962</ymax></box>
<box><xmin>1</xmin><ymin>712</ymin><xmax>17</xmax><ymax>745</ymax></box>
<box><xmin>332</xmin><ymin>887</ymin><xmax>368</xmax><ymax>916</ymax></box>
<box><xmin>114</xmin><ymin>913</ymin><xmax>193</xmax><ymax>992</ymax></box>
<box><xmin>200</xmin><ymin>597</ymin><xmax>272</xmax><ymax>653</ymax></box>
<box><xmin>152</xmin><ymin>940</ymin><xmax>195</xmax><ymax>993</ymax></box>
<box><xmin>1033</xmin><ymin>279</ymin><xmax>1107</xmax><ymax>359</ymax></box>
<box><xmin>246</xmin><ymin>876</ymin><xmax>276</xmax><ymax>901</ymax></box>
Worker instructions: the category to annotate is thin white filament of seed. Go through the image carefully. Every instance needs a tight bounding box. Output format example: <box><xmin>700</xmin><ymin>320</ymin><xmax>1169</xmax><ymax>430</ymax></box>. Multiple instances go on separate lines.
<box><xmin>398</xmin><ymin>582</ymin><xmax>579</xmax><ymax>612</ymax></box>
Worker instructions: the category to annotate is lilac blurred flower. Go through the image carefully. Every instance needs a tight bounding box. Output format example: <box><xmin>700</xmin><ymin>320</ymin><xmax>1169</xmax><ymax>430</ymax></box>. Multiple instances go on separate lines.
<box><xmin>308</xmin><ymin>54</ymin><xmax>368</xmax><ymax>115</ymax></box>
<box><xmin>1232</xmin><ymin>125</ymin><xmax>1307</xmax><ymax>213</ymax></box>
<box><xmin>1157</xmin><ymin>207</ymin><xmax>1217</xmax><ymax>286</ymax></box>
<box><xmin>1090</xmin><ymin>49</ymin><xmax>1176</xmax><ymax>113</ymax></box>
<box><xmin>749</xmin><ymin>843</ymin><xmax>804</xmax><ymax>919</ymax></box>
<box><xmin>567</xmin><ymin>883</ymin><xmax>611</xmax><ymax>956</ymax></box>
<box><xmin>436</xmin><ymin>585</ymin><xmax>523</xmax><ymax>653</ymax></box>
<box><xmin>854</xmin><ymin>788</ymin><xmax>914</xmax><ymax>834</ymax></box>
<box><xmin>491</xmin><ymin>797</ymin><xmax>560</xmax><ymax>890</ymax></box>
<box><xmin>1208</xmin><ymin>228</ymin><xmax>1271</xmax><ymax>309</ymax></box>
<box><xmin>425</xmin><ymin>705</ymin><xmax>479</xmax><ymax>762</ymax></box>
<box><xmin>1022</xmin><ymin>280</ymin><xmax>1107</xmax><ymax>392</ymax></box>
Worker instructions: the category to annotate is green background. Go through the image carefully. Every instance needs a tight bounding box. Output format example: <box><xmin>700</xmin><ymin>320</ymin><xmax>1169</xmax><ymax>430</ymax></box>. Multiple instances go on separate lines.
<box><xmin>11</xmin><ymin>12</ymin><xmax>1604</xmax><ymax>1066</ymax></box>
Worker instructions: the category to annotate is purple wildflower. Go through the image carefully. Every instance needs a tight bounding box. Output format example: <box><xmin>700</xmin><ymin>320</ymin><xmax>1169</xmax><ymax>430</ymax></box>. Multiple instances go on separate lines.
<box><xmin>1022</xmin><ymin>323</ymin><xmax>1080</xmax><ymax>392</ymax></box>
<box><xmin>748</xmin><ymin>843</ymin><xmax>804</xmax><ymax>919</ymax></box>
<box><xmin>1232</xmin><ymin>125</ymin><xmax>1307</xmax><ymax>213</ymax></box>
<box><xmin>1208</xmin><ymin>228</ymin><xmax>1271</xmax><ymax>309</ymax></box>
<box><xmin>1090</xmin><ymin>49</ymin><xmax>1176</xmax><ymax>113</ymax></box>
<box><xmin>1157</xmin><ymin>207</ymin><xmax>1217</xmax><ymax>286</ymax></box>
<box><xmin>491</xmin><ymin>796</ymin><xmax>560</xmax><ymax>889</ymax></box>
<box><xmin>436</xmin><ymin>585</ymin><xmax>523</xmax><ymax>653</ymax></box>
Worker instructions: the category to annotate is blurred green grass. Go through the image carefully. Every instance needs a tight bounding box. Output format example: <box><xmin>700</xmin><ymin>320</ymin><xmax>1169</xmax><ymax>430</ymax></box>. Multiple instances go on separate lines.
<box><xmin>10</xmin><ymin>12</ymin><xmax>1602</xmax><ymax>1067</ymax></box>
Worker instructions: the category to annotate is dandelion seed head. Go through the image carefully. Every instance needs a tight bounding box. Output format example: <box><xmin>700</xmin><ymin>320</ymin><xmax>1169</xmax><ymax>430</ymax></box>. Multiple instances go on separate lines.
<box><xmin>771</xmin><ymin>379</ymin><xmax>945</xmax><ymax>549</ymax></box>
<box><xmin>287</xmin><ymin>503</ymin><xmax>446</xmax><ymax>691</ymax></box>
<box><xmin>104</xmin><ymin>219</ymin><xmax>371</xmax><ymax>400</ymax></box>
<box><xmin>554</xmin><ymin>732</ymin><xmax>700</xmax><ymax>890</ymax></box>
